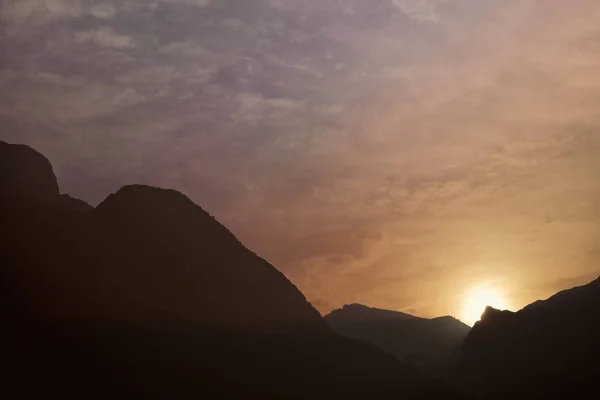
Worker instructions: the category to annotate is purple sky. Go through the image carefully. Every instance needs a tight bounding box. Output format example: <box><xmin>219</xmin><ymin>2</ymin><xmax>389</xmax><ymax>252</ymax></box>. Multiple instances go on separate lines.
<box><xmin>2</xmin><ymin>0</ymin><xmax>600</xmax><ymax>320</ymax></box>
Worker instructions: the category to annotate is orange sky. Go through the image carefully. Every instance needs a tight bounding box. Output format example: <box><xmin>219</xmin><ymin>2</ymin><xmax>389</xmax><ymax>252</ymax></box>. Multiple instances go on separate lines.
<box><xmin>2</xmin><ymin>0</ymin><xmax>600</xmax><ymax>321</ymax></box>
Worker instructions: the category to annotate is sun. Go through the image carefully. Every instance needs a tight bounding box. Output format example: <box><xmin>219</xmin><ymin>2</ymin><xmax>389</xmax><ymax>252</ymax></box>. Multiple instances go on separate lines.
<box><xmin>463</xmin><ymin>284</ymin><xmax>509</xmax><ymax>326</ymax></box>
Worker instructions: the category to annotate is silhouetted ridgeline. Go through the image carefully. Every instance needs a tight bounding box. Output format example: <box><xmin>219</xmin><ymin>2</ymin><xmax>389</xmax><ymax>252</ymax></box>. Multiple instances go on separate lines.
<box><xmin>326</xmin><ymin>304</ymin><xmax>470</xmax><ymax>369</ymax></box>
<box><xmin>1</xmin><ymin>141</ymin><xmax>471</xmax><ymax>399</ymax></box>
<box><xmin>459</xmin><ymin>277</ymin><xmax>600</xmax><ymax>399</ymax></box>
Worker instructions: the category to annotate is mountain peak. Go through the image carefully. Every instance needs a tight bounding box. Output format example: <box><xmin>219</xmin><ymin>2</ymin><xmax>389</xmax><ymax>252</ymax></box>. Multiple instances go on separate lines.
<box><xmin>478</xmin><ymin>306</ymin><xmax>514</xmax><ymax>325</ymax></box>
<box><xmin>328</xmin><ymin>303</ymin><xmax>417</xmax><ymax>323</ymax></box>
<box><xmin>94</xmin><ymin>184</ymin><xmax>224</xmax><ymax>234</ymax></box>
<box><xmin>481</xmin><ymin>305</ymin><xmax>500</xmax><ymax>316</ymax></box>
<box><xmin>0</xmin><ymin>140</ymin><xmax>59</xmax><ymax>201</ymax></box>
<box><xmin>1</xmin><ymin>141</ymin><xmax>91</xmax><ymax>212</ymax></box>
<box><xmin>342</xmin><ymin>303</ymin><xmax>376</xmax><ymax>311</ymax></box>
<box><xmin>432</xmin><ymin>315</ymin><xmax>463</xmax><ymax>323</ymax></box>
<box><xmin>89</xmin><ymin>184</ymin><xmax>326</xmax><ymax>332</ymax></box>
<box><xmin>97</xmin><ymin>184</ymin><xmax>203</xmax><ymax>213</ymax></box>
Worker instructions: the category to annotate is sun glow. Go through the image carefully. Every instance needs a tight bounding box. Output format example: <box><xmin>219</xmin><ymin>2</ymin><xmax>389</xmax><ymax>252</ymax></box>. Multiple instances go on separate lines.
<box><xmin>463</xmin><ymin>284</ymin><xmax>509</xmax><ymax>326</ymax></box>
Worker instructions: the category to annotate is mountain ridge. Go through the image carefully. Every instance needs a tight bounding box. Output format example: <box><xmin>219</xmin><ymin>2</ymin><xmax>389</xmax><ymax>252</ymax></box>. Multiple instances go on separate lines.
<box><xmin>1</xmin><ymin>140</ymin><xmax>471</xmax><ymax>399</ymax></box>
<box><xmin>87</xmin><ymin>183</ymin><xmax>326</xmax><ymax>332</ymax></box>
<box><xmin>327</xmin><ymin>303</ymin><xmax>465</xmax><ymax>324</ymax></box>
<box><xmin>325</xmin><ymin>303</ymin><xmax>471</xmax><ymax>368</ymax></box>
<box><xmin>460</xmin><ymin>275</ymin><xmax>600</xmax><ymax>399</ymax></box>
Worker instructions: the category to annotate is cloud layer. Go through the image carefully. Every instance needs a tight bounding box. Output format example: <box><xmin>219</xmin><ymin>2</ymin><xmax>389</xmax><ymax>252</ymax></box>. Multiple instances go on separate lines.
<box><xmin>2</xmin><ymin>0</ymin><xmax>600</xmax><ymax>319</ymax></box>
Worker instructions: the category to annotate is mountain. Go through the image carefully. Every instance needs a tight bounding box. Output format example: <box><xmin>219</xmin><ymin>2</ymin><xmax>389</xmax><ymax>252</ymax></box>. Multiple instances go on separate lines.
<box><xmin>326</xmin><ymin>304</ymin><xmax>471</xmax><ymax>368</ymax></box>
<box><xmin>1</xmin><ymin>139</ymin><xmax>323</xmax><ymax>331</ymax></box>
<box><xmin>1</xmin><ymin>141</ymin><xmax>471</xmax><ymax>399</ymax></box>
<box><xmin>459</xmin><ymin>277</ymin><xmax>600</xmax><ymax>399</ymax></box>
<box><xmin>87</xmin><ymin>184</ymin><xmax>327</xmax><ymax>332</ymax></box>
<box><xmin>0</xmin><ymin>141</ymin><xmax>61</xmax><ymax>200</ymax></box>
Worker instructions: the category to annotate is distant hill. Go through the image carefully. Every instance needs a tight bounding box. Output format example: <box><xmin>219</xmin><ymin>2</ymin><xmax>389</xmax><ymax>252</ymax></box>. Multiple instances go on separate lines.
<box><xmin>326</xmin><ymin>304</ymin><xmax>471</xmax><ymax>368</ymax></box>
<box><xmin>459</xmin><ymin>277</ymin><xmax>600</xmax><ymax>399</ymax></box>
<box><xmin>1</xmin><ymin>141</ymin><xmax>471</xmax><ymax>399</ymax></box>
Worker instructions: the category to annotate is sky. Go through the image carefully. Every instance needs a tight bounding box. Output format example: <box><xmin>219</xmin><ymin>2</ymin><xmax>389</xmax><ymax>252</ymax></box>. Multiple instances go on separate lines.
<box><xmin>2</xmin><ymin>0</ymin><xmax>600</xmax><ymax>321</ymax></box>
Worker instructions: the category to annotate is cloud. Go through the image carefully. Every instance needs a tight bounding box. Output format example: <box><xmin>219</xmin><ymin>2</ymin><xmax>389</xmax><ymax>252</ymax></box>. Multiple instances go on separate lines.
<box><xmin>2</xmin><ymin>0</ymin><xmax>600</xmax><ymax>317</ymax></box>
<box><xmin>91</xmin><ymin>3</ymin><xmax>117</xmax><ymax>19</ymax></box>
<box><xmin>162</xmin><ymin>0</ymin><xmax>211</xmax><ymax>6</ymax></box>
<box><xmin>0</xmin><ymin>70</ymin><xmax>147</xmax><ymax>122</ymax></box>
<box><xmin>0</xmin><ymin>0</ymin><xmax>85</xmax><ymax>23</ymax></box>
<box><xmin>391</xmin><ymin>0</ymin><xmax>445</xmax><ymax>22</ymax></box>
<box><xmin>75</xmin><ymin>26</ymin><xmax>136</xmax><ymax>48</ymax></box>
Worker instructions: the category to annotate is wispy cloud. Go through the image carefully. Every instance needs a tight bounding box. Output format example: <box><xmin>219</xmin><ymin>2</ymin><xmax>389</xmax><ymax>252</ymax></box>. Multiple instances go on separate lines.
<box><xmin>1</xmin><ymin>0</ymin><xmax>600</xmax><ymax>317</ymax></box>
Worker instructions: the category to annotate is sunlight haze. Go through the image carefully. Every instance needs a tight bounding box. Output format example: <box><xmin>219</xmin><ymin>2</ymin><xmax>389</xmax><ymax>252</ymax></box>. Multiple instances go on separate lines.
<box><xmin>463</xmin><ymin>284</ymin><xmax>510</xmax><ymax>326</ymax></box>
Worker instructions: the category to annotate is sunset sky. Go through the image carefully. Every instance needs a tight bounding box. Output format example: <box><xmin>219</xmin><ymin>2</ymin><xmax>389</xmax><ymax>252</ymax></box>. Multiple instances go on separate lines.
<box><xmin>2</xmin><ymin>0</ymin><xmax>600</xmax><ymax>321</ymax></box>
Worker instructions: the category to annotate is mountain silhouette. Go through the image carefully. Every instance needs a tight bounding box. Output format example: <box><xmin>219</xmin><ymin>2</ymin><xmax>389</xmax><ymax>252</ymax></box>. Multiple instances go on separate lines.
<box><xmin>0</xmin><ymin>141</ymin><xmax>61</xmax><ymax>200</ymax></box>
<box><xmin>459</xmin><ymin>277</ymin><xmax>600</xmax><ymax>399</ymax></box>
<box><xmin>326</xmin><ymin>304</ymin><xmax>471</xmax><ymax>369</ymax></box>
<box><xmin>88</xmin><ymin>184</ymin><xmax>327</xmax><ymax>332</ymax></box>
<box><xmin>1</xmin><ymin>141</ymin><xmax>471</xmax><ymax>399</ymax></box>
